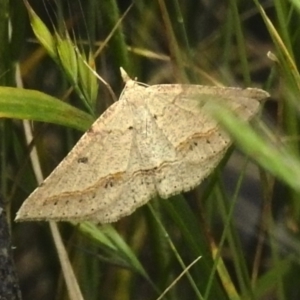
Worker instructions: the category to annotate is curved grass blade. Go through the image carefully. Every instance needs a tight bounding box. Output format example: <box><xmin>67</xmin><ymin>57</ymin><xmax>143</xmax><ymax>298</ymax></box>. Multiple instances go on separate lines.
<box><xmin>0</xmin><ymin>87</ymin><xmax>93</xmax><ymax>131</ymax></box>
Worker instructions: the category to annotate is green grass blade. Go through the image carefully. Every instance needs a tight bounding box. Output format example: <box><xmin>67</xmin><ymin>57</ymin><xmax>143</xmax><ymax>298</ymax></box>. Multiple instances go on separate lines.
<box><xmin>0</xmin><ymin>87</ymin><xmax>93</xmax><ymax>131</ymax></box>
<box><xmin>207</xmin><ymin>102</ymin><xmax>300</xmax><ymax>192</ymax></box>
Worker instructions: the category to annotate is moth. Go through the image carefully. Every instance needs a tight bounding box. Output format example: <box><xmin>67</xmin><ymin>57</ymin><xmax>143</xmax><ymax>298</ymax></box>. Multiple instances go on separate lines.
<box><xmin>16</xmin><ymin>70</ymin><xmax>269</xmax><ymax>223</ymax></box>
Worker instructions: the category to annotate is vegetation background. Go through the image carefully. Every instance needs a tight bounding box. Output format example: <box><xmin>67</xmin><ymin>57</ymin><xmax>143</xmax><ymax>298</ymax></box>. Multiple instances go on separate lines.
<box><xmin>1</xmin><ymin>0</ymin><xmax>300</xmax><ymax>299</ymax></box>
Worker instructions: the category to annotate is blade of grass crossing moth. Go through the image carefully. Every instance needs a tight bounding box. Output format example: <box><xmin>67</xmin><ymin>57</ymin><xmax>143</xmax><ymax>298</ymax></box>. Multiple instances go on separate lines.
<box><xmin>207</xmin><ymin>101</ymin><xmax>300</xmax><ymax>192</ymax></box>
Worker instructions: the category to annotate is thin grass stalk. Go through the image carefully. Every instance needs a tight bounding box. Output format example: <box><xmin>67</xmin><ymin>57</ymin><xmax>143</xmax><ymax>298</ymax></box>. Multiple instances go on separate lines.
<box><xmin>157</xmin><ymin>0</ymin><xmax>187</xmax><ymax>82</ymax></box>
<box><xmin>149</xmin><ymin>203</ymin><xmax>204</xmax><ymax>300</ymax></box>
<box><xmin>204</xmin><ymin>162</ymin><xmax>253</xmax><ymax>300</ymax></box>
<box><xmin>228</xmin><ymin>0</ymin><xmax>251</xmax><ymax>85</ymax></box>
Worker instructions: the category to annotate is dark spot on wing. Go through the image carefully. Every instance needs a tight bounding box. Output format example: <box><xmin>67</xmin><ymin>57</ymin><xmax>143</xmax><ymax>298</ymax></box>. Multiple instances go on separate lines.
<box><xmin>104</xmin><ymin>180</ymin><xmax>114</xmax><ymax>189</ymax></box>
<box><xmin>78</xmin><ymin>157</ymin><xmax>89</xmax><ymax>164</ymax></box>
